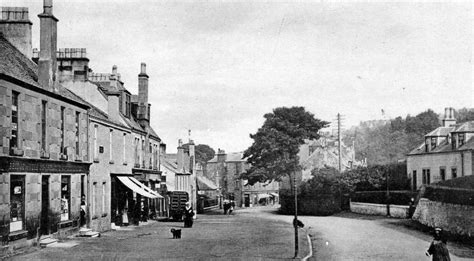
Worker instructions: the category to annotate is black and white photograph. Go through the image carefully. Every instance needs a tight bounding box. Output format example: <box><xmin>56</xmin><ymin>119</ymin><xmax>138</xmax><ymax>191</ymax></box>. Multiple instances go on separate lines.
<box><xmin>0</xmin><ymin>0</ymin><xmax>473</xmax><ymax>260</ymax></box>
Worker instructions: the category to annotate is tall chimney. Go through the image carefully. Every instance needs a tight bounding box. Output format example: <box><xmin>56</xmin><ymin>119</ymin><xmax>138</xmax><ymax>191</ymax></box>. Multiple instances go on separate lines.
<box><xmin>0</xmin><ymin>7</ymin><xmax>32</xmax><ymax>59</ymax></box>
<box><xmin>137</xmin><ymin>63</ymin><xmax>149</xmax><ymax>123</ymax></box>
<box><xmin>37</xmin><ymin>0</ymin><xmax>58</xmax><ymax>92</ymax></box>
<box><xmin>442</xmin><ymin>107</ymin><xmax>456</xmax><ymax>127</ymax></box>
<box><xmin>177</xmin><ymin>139</ymin><xmax>185</xmax><ymax>172</ymax></box>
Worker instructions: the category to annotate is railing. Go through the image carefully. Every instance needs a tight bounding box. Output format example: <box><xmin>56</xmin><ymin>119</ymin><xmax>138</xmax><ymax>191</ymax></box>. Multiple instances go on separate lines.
<box><xmin>32</xmin><ymin>48</ymin><xmax>87</xmax><ymax>59</ymax></box>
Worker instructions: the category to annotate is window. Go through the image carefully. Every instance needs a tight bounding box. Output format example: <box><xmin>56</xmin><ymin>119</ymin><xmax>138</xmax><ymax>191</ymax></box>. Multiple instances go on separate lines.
<box><xmin>102</xmin><ymin>182</ymin><xmax>106</xmax><ymax>215</ymax></box>
<box><xmin>60</xmin><ymin>106</ymin><xmax>65</xmax><ymax>154</ymax></box>
<box><xmin>75</xmin><ymin>111</ymin><xmax>80</xmax><ymax>156</ymax></box>
<box><xmin>92</xmin><ymin>182</ymin><xmax>96</xmax><ymax>217</ymax></box>
<box><xmin>142</xmin><ymin>140</ymin><xmax>145</xmax><ymax>167</ymax></box>
<box><xmin>41</xmin><ymin>101</ymin><xmax>47</xmax><ymax>152</ymax></box>
<box><xmin>125</xmin><ymin>94</ymin><xmax>131</xmax><ymax>118</ymax></box>
<box><xmin>123</xmin><ymin>133</ymin><xmax>126</xmax><ymax>164</ymax></box>
<box><xmin>452</xmin><ymin>135</ymin><xmax>457</xmax><ymax>149</ymax></box>
<box><xmin>134</xmin><ymin>138</ymin><xmax>140</xmax><ymax>167</ymax></box>
<box><xmin>93</xmin><ymin>125</ymin><xmax>98</xmax><ymax>161</ymax></box>
<box><xmin>451</xmin><ymin>168</ymin><xmax>457</xmax><ymax>179</ymax></box>
<box><xmin>10</xmin><ymin>175</ymin><xmax>25</xmax><ymax>232</ymax></box>
<box><xmin>10</xmin><ymin>91</ymin><xmax>20</xmax><ymax>151</ymax></box>
<box><xmin>430</xmin><ymin>137</ymin><xmax>437</xmax><ymax>150</ymax></box>
<box><xmin>459</xmin><ymin>133</ymin><xmax>465</xmax><ymax>147</ymax></box>
<box><xmin>422</xmin><ymin>169</ymin><xmax>430</xmax><ymax>184</ymax></box>
<box><xmin>109</xmin><ymin>129</ymin><xmax>113</xmax><ymax>163</ymax></box>
<box><xmin>440</xmin><ymin>168</ymin><xmax>446</xmax><ymax>181</ymax></box>
<box><xmin>149</xmin><ymin>144</ymin><xmax>153</xmax><ymax>168</ymax></box>
<box><xmin>424</xmin><ymin>138</ymin><xmax>430</xmax><ymax>152</ymax></box>
<box><xmin>61</xmin><ymin>176</ymin><xmax>71</xmax><ymax>221</ymax></box>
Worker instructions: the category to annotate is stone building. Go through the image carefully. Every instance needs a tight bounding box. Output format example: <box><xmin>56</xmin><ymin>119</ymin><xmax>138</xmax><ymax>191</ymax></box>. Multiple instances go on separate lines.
<box><xmin>163</xmin><ymin>140</ymin><xmax>197</xmax><ymax>212</ymax></box>
<box><xmin>55</xmin><ymin>56</ymin><xmax>164</xmax><ymax>229</ymax></box>
<box><xmin>0</xmin><ymin>2</ymin><xmax>90</xmax><ymax>248</ymax></box>
<box><xmin>205</xmin><ymin>150</ymin><xmax>279</xmax><ymax>208</ymax></box>
<box><xmin>407</xmin><ymin>107</ymin><xmax>474</xmax><ymax>190</ymax></box>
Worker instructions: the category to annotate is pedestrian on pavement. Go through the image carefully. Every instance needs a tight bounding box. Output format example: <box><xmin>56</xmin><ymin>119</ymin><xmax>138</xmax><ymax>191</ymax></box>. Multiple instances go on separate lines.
<box><xmin>223</xmin><ymin>200</ymin><xmax>229</xmax><ymax>215</ymax></box>
<box><xmin>80</xmin><ymin>194</ymin><xmax>87</xmax><ymax>227</ymax></box>
<box><xmin>183</xmin><ymin>202</ymin><xmax>194</xmax><ymax>228</ymax></box>
<box><xmin>426</xmin><ymin>227</ymin><xmax>451</xmax><ymax>261</ymax></box>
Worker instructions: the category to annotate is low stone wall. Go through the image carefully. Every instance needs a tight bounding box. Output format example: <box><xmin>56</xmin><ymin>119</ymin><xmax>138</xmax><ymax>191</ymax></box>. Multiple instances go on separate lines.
<box><xmin>350</xmin><ymin>202</ymin><xmax>409</xmax><ymax>218</ymax></box>
<box><xmin>413</xmin><ymin>198</ymin><xmax>474</xmax><ymax>237</ymax></box>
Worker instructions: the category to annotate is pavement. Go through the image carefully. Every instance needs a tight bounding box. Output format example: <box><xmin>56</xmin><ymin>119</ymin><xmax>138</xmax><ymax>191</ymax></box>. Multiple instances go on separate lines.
<box><xmin>8</xmin><ymin>206</ymin><xmax>310</xmax><ymax>261</ymax></box>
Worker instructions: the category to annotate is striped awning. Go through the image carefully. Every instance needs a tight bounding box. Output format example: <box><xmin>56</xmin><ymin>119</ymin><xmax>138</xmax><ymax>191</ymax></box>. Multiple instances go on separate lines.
<box><xmin>117</xmin><ymin>176</ymin><xmax>163</xmax><ymax>198</ymax></box>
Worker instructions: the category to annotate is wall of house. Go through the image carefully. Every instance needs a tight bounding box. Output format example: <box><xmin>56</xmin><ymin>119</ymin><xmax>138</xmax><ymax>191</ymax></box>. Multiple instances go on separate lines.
<box><xmin>413</xmin><ymin>198</ymin><xmax>474</xmax><ymax>237</ymax></box>
<box><xmin>61</xmin><ymin>81</ymin><xmax>107</xmax><ymax>113</ymax></box>
<box><xmin>407</xmin><ymin>151</ymin><xmax>473</xmax><ymax>189</ymax></box>
<box><xmin>88</xmin><ymin>119</ymin><xmax>132</xmax><ymax>232</ymax></box>
<box><xmin>0</xmin><ymin>80</ymin><xmax>88</xmax><ymax>160</ymax></box>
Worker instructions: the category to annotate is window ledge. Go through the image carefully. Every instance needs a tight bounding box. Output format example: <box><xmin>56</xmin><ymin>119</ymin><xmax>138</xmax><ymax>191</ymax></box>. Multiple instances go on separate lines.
<box><xmin>40</xmin><ymin>151</ymin><xmax>50</xmax><ymax>159</ymax></box>
<box><xmin>93</xmin><ymin>158</ymin><xmax>99</xmax><ymax>163</ymax></box>
<box><xmin>10</xmin><ymin>148</ymin><xmax>24</xmax><ymax>156</ymax></box>
<box><xmin>123</xmin><ymin>162</ymin><xmax>128</xmax><ymax>166</ymax></box>
<box><xmin>109</xmin><ymin>160</ymin><xmax>114</xmax><ymax>164</ymax></box>
<box><xmin>8</xmin><ymin>230</ymin><xmax>28</xmax><ymax>241</ymax></box>
<box><xmin>60</xmin><ymin>154</ymin><xmax>68</xmax><ymax>161</ymax></box>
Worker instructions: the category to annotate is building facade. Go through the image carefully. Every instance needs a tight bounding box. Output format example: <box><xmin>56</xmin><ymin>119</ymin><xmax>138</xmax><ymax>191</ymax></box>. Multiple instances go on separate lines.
<box><xmin>205</xmin><ymin>150</ymin><xmax>279</xmax><ymax>208</ymax></box>
<box><xmin>407</xmin><ymin>108</ymin><xmax>474</xmax><ymax>190</ymax></box>
<box><xmin>0</xmin><ymin>3</ymin><xmax>90</xmax><ymax>247</ymax></box>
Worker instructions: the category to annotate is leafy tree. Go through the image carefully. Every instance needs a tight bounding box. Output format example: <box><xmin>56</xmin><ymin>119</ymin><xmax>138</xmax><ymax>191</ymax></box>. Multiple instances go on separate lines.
<box><xmin>195</xmin><ymin>144</ymin><xmax>215</xmax><ymax>164</ymax></box>
<box><xmin>242</xmin><ymin>107</ymin><xmax>329</xmax><ymax>185</ymax></box>
<box><xmin>456</xmin><ymin>108</ymin><xmax>474</xmax><ymax>123</ymax></box>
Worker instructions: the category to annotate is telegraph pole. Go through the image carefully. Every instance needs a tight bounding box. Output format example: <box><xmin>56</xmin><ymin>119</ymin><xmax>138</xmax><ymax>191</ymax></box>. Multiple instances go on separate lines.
<box><xmin>294</xmin><ymin>170</ymin><xmax>298</xmax><ymax>259</ymax></box>
<box><xmin>337</xmin><ymin>113</ymin><xmax>342</xmax><ymax>173</ymax></box>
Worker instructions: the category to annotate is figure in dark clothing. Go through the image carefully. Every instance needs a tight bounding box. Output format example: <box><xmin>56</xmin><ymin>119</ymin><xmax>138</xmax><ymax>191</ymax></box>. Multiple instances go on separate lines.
<box><xmin>80</xmin><ymin>194</ymin><xmax>86</xmax><ymax>227</ymax></box>
<box><xmin>426</xmin><ymin>228</ymin><xmax>451</xmax><ymax>261</ymax></box>
<box><xmin>183</xmin><ymin>202</ymin><xmax>194</xmax><ymax>228</ymax></box>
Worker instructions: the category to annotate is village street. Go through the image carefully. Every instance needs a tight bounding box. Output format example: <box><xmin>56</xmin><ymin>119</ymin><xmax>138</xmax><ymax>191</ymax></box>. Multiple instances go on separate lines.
<box><xmin>9</xmin><ymin>206</ymin><xmax>473</xmax><ymax>261</ymax></box>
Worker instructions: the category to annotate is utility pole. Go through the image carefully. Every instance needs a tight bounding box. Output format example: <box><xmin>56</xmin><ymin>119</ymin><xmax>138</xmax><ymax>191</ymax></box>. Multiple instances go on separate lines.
<box><xmin>337</xmin><ymin>113</ymin><xmax>342</xmax><ymax>173</ymax></box>
<box><xmin>293</xmin><ymin>170</ymin><xmax>298</xmax><ymax>259</ymax></box>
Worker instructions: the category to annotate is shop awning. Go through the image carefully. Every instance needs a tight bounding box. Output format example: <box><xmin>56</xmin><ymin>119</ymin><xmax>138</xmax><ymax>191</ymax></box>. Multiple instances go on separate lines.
<box><xmin>117</xmin><ymin>176</ymin><xmax>163</xmax><ymax>198</ymax></box>
<box><xmin>270</xmin><ymin>192</ymin><xmax>279</xmax><ymax>197</ymax></box>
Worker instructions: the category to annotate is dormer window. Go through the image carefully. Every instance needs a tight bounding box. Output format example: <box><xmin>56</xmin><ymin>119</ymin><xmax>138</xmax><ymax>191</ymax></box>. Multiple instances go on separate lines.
<box><xmin>430</xmin><ymin>137</ymin><xmax>437</xmax><ymax>150</ymax></box>
<box><xmin>125</xmin><ymin>94</ymin><xmax>131</xmax><ymax>118</ymax></box>
<box><xmin>452</xmin><ymin>134</ymin><xmax>457</xmax><ymax>150</ymax></box>
<box><xmin>425</xmin><ymin>138</ymin><xmax>430</xmax><ymax>152</ymax></box>
<box><xmin>459</xmin><ymin>133</ymin><xmax>465</xmax><ymax>147</ymax></box>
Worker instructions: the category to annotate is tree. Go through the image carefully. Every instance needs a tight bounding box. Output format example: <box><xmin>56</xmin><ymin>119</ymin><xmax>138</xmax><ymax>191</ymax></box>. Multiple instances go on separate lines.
<box><xmin>241</xmin><ymin>107</ymin><xmax>329</xmax><ymax>185</ymax></box>
<box><xmin>456</xmin><ymin>108</ymin><xmax>474</xmax><ymax>123</ymax></box>
<box><xmin>195</xmin><ymin>144</ymin><xmax>215</xmax><ymax>164</ymax></box>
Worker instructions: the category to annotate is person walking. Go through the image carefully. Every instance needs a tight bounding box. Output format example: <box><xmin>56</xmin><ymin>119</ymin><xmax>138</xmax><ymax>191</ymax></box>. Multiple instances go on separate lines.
<box><xmin>426</xmin><ymin>227</ymin><xmax>451</xmax><ymax>261</ymax></box>
<box><xmin>183</xmin><ymin>202</ymin><xmax>194</xmax><ymax>228</ymax></box>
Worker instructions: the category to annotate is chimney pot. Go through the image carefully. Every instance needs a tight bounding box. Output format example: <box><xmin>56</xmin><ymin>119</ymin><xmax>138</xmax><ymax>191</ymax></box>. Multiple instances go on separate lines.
<box><xmin>141</xmin><ymin>63</ymin><xmax>146</xmax><ymax>74</ymax></box>
<box><xmin>43</xmin><ymin>0</ymin><xmax>53</xmax><ymax>14</ymax></box>
<box><xmin>112</xmin><ymin>65</ymin><xmax>117</xmax><ymax>75</ymax></box>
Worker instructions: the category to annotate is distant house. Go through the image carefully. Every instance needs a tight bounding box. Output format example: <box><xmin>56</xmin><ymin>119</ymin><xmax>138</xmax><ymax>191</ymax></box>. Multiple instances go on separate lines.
<box><xmin>407</xmin><ymin>107</ymin><xmax>474</xmax><ymax>190</ymax></box>
<box><xmin>205</xmin><ymin>149</ymin><xmax>279</xmax><ymax>208</ymax></box>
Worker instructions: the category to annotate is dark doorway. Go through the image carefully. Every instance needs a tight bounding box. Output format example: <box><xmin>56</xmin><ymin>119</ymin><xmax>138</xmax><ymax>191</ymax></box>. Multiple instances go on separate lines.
<box><xmin>40</xmin><ymin>175</ymin><xmax>50</xmax><ymax>235</ymax></box>
<box><xmin>244</xmin><ymin>194</ymin><xmax>250</xmax><ymax>207</ymax></box>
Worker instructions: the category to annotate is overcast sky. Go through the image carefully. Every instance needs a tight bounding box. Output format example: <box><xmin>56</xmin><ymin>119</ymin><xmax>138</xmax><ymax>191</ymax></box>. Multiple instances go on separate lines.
<box><xmin>5</xmin><ymin>0</ymin><xmax>473</xmax><ymax>153</ymax></box>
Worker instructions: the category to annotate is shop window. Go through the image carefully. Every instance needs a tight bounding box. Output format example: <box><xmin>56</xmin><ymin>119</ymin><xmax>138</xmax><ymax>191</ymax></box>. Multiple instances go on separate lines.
<box><xmin>61</xmin><ymin>176</ymin><xmax>71</xmax><ymax>221</ymax></box>
<box><xmin>10</xmin><ymin>175</ymin><xmax>25</xmax><ymax>232</ymax></box>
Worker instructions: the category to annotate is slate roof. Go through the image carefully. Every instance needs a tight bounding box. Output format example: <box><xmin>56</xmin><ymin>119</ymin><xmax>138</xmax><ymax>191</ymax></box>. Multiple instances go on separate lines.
<box><xmin>0</xmin><ymin>34</ymin><xmax>88</xmax><ymax>107</ymax></box>
<box><xmin>408</xmin><ymin>121</ymin><xmax>474</xmax><ymax>155</ymax></box>
<box><xmin>197</xmin><ymin>175</ymin><xmax>218</xmax><ymax>190</ymax></box>
<box><xmin>425</xmin><ymin>127</ymin><xmax>453</xmax><ymax>137</ymax></box>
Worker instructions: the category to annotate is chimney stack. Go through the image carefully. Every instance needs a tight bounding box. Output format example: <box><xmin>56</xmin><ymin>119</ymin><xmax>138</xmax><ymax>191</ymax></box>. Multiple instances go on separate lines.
<box><xmin>0</xmin><ymin>7</ymin><xmax>33</xmax><ymax>59</ymax></box>
<box><xmin>37</xmin><ymin>0</ymin><xmax>58</xmax><ymax>92</ymax></box>
<box><xmin>137</xmin><ymin>63</ymin><xmax>149</xmax><ymax>124</ymax></box>
<box><xmin>177</xmin><ymin>139</ymin><xmax>185</xmax><ymax>172</ymax></box>
<box><xmin>442</xmin><ymin>107</ymin><xmax>456</xmax><ymax>127</ymax></box>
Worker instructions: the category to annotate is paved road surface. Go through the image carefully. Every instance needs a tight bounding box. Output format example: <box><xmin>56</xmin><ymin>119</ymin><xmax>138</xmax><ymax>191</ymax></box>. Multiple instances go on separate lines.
<box><xmin>10</xmin><ymin>206</ymin><xmax>309</xmax><ymax>260</ymax></box>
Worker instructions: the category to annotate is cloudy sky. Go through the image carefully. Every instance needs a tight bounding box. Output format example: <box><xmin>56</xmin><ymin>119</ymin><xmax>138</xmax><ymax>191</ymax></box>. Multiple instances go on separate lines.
<box><xmin>6</xmin><ymin>0</ymin><xmax>473</xmax><ymax>153</ymax></box>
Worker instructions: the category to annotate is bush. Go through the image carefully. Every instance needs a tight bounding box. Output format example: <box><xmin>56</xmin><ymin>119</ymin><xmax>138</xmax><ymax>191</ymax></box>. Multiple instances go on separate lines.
<box><xmin>434</xmin><ymin>175</ymin><xmax>474</xmax><ymax>190</ymax></box>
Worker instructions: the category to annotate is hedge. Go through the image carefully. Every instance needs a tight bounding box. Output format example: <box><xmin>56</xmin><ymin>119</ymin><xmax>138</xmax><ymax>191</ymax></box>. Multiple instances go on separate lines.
<box><xmin>423</xmin><ymin>186</ymin><xmax>474</xmax><ymax>206</ymax></box>
<box><xmin>351</xmin><ymin>190</ymin><xmax>418</xmax><ymax>205</ymax></box>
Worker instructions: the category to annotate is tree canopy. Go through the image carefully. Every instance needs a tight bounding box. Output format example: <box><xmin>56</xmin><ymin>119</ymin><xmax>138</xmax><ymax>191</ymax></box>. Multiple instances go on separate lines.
<box><xmin>241</xmin><ymin>107</ymin><xmax>329</xmax><ymax>184</ymax></box>
<box><xmin>195</xmin><ymin>144</ymin><xmax>215</xmax><ymax>164</ymax></box>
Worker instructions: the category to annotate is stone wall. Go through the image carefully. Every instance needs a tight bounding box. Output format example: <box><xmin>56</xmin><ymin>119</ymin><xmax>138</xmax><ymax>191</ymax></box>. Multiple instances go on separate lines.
<box><xmin>350</xmin><ymin>202</ymin><xmax>409</xmax><ymax>218</ymax></box>
<box><xmin>413</xmin><ymin>198</ymin><xmax>474</xmax><ymax>237</ymax></box>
